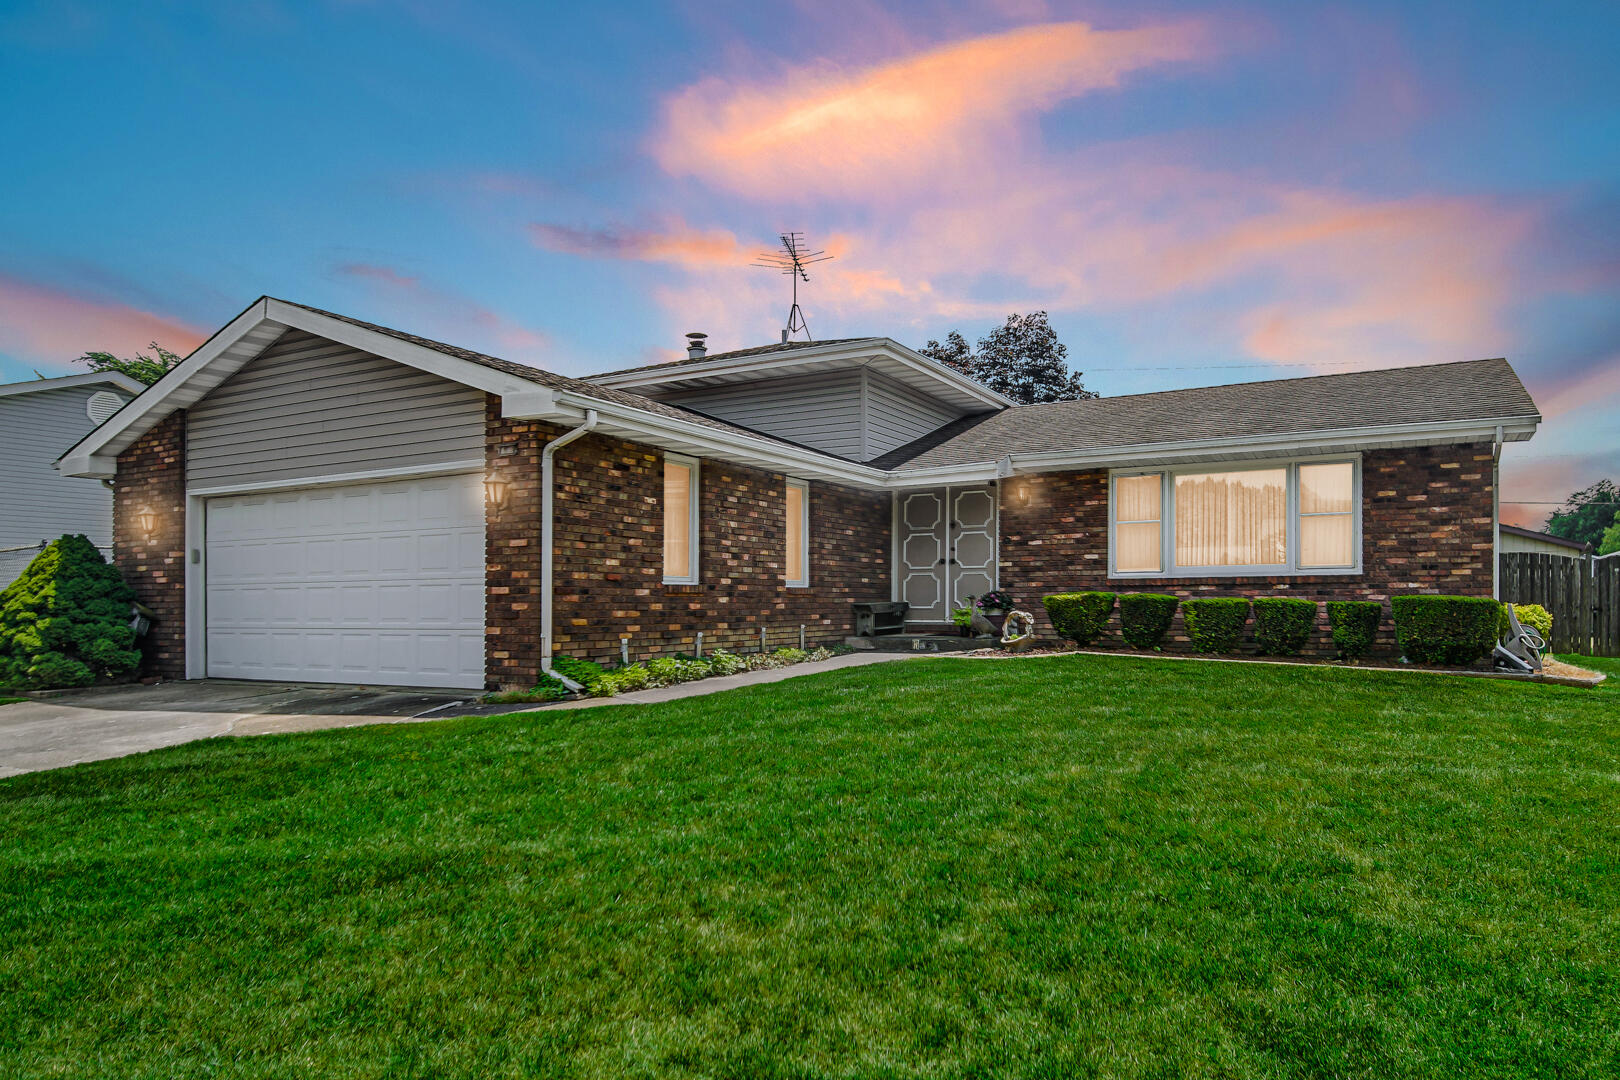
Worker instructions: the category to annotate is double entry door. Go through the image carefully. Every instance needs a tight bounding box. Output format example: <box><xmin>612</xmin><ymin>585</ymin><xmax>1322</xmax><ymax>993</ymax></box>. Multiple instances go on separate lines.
<box><xmin>897</xmin><ymin>485</ymin><xmax>997</xmax><ymax>622</ymax></box>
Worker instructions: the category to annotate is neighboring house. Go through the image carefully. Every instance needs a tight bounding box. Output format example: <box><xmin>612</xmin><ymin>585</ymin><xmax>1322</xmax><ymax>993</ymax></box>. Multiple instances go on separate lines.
<box><xmin>1</xmin><ymin>371</ymin><xmax>142</xmax><ymax>585</ymax></box>
<box><xmin>1499</xmin><ymin>524</ymin><xmax>1590</xmax><ymax>558</ymax></box>
<box><xmin>59</xmin><ymin>297</ymin><xmax>1541</xmax><ymax>690</ymax></box>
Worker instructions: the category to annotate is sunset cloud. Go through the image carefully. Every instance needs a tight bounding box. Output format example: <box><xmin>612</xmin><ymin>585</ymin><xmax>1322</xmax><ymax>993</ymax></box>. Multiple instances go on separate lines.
<box><xmin>336</xmin><ymin>263</ymin><xmax>549</xmax><ymax>358</ymax></box>
<box><xmin>652</xmin><ymin>19</ymin><xmax>1208</xmax><ymax>199</ymax></box>
<box><xmin>0</xmin><ymin>274</ymin><xmax>205</xmax><ymax>375</ymax></box>
<box><xmin>527</xmin><ymin>222</ymin><xmax>750</xmax><ymax>267</ymax></box>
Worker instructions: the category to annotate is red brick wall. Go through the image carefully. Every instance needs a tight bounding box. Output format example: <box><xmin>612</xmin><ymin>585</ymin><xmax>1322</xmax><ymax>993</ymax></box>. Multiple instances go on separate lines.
<box><xmin>997</xmin><ymin>443</ymin><xmax>1496</xmax><ymax>656</ymax></box>
<box><xmin>112</xmin><ymin>411</ymin><xmax>188</xmax><ymax>678</ymax></box>
<box><xmin>485</xmin><ymin>397</ymin><xmax>892</xmax><ymax>684</ymax></box>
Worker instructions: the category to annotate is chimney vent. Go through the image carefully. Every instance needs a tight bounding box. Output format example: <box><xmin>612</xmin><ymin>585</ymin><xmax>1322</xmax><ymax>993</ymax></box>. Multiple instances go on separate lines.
<box><xmin>684</xmin><ymin>332</ymin><xmax>708</xmax><ymax>359</ymax></box>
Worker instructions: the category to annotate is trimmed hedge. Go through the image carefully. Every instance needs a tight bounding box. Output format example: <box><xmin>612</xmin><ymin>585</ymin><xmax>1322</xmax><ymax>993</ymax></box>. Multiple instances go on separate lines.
<box><xmin>1042</xmin><ymin>592</ymin><xmax>1116</xmax><ymax>645</ymax></box>
<box><xmin>1183</xmin><ymin>598</ymin><xmax>1250</xmax><ymax>654</ymax></box>
<box><xmin>1119</xmin><ymin>593</ymin><xmax>1178</xmax><ymax>650</ymax></box>
<box><xmin>1252</xmin><ymin>597</ymin><xmax>1317</xmax><ymax>656</ymax></box>
<box><xmin>1391</xmin><ymin>595</ymin><xmax>1500</xmax><ymax>665</ymax></box>
<box><xmin>1326</xmin><ymin>601</ymin><xmax>1381</xmax><ymax>659</ymax></box>
<box><xmin>0</xmin><ymin>535</ymin><xmax>140</xmax><ymax>690</ymax></box>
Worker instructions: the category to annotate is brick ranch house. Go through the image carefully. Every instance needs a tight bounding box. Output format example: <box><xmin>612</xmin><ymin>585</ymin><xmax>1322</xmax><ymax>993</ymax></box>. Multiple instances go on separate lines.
<box><xmin>58</xmin><ymin>297</ymin><xmax>1542</xmax><ymax>690</ymax></box>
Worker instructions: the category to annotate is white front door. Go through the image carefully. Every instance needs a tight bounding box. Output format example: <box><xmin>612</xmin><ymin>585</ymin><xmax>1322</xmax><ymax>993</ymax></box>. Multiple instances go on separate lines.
<box><xmin>203</xmin><ymin>474</ymin><xmax>486</xmax><ymax>689</ymax></box>
<box><xmin>897</xmin><ymin>485</ymin><xmax>997</xmax><ymax>622</ymax></box>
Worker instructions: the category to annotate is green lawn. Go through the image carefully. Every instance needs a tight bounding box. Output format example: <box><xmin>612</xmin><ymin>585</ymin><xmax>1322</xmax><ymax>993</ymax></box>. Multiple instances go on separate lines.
<box><xmin>3</xmin><ymin>655</ymin><xmax>1617</xmax><ymax>1078</ymax></box>
<box><xmin>0</xmin><ymin>697</ymin><xmax>23</xmax><ymax>706</ymax></box>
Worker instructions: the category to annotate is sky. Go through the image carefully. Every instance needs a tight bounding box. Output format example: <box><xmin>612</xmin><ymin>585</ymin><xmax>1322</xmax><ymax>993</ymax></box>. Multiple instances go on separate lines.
<box><xmin>2</xmin><ymin>1</ymin><xmax>1617</xmax><ymax>527</ymax></box>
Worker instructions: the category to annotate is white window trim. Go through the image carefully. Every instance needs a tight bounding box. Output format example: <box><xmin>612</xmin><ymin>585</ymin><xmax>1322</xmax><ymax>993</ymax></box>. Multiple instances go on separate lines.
<box><xmin>785</xmin><ymin>478</ymin><xmax>810</xmax><ymax>588</ymax></box>
<box><xmin>1107</xmin><ymin>453</ymin><xmax>1362</xmax><ymax>580</ymax></box>
<box><xmin>663</xmin><ymin>453</ymin><xmax>700</xmax><ymax>585</ymax></box>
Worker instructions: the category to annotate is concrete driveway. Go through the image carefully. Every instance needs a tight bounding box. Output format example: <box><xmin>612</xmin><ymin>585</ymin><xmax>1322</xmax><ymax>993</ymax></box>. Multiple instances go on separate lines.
<box><xmin>0</xmin><ymin>680</ymin><xmax>474</xmax><ymax>778</ymax></box>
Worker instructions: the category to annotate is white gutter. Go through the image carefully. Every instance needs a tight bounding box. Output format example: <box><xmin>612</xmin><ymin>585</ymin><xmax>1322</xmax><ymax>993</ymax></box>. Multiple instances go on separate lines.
<box><xmin>1493</xmin><ymin>424</ymin><xmax>1504</xmax><ymax>600</ymax></box>
<box><xmin>540</xmin><ymin>409</ymin><xmax>598</xmax><ymax>689</ymax></box>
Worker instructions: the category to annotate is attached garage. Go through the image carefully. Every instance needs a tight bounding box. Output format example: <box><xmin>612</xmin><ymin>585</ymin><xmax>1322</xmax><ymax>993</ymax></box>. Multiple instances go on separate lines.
<box><xmin>203</xmin><ymin>475</ymin><xmax>486</xmax><ymax>689</ymax></box>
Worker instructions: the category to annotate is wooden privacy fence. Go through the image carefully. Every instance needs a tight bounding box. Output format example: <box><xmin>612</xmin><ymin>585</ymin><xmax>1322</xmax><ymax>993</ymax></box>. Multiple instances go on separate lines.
<box><xmin>1500</xmin><ymin>552</ymin><xmax>1620</xmax><ymax>657</ymax></box>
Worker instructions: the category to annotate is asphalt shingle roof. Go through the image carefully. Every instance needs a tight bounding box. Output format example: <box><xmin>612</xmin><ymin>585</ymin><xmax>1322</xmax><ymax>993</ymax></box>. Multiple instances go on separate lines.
<box><xmin>589</xmin><ymin>338</ymin><xmax>876</xmax><ymax>380</ymax></box>
<box><xmin>880</xmin><ymin>358</ymin><xmax>1539</xmax><ymax>471</ymax></box>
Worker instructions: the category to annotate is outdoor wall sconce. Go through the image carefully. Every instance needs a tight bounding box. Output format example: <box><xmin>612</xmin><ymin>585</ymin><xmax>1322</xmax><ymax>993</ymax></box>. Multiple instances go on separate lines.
<box><xmin>134</xmin><ymin>509</ymin><xmax>158</xmax><ymax>536</ymax></box>
<box><xmin>1017</xmin><ymin>482</ymin><xmax>1032</xmax><ymax>507</ymax></box>
<box><xmin>484</xmin><ymin>476</ymin><xmax>511</xmax><ymax>514</ymax></box>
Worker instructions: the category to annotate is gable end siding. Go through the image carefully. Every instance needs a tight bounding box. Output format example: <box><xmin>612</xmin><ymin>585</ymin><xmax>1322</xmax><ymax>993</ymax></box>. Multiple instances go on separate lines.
<box><xmin>0</xmin><ymin>385</ymin><xmax>125</xmax><ymax>552</ymax></box>
<box><xmin>185</xmin><ymin>329</ymin><xmax>486</xmax><ymax>487</ymax></box>
<box><xmin>661</xmin><ymin>371</ymin><xmax>867</xmax><ymax>460</ymax></box>
<box><xmin>862</xmin><ymin>371</ymin><xmax>963</xmax><ymax>459</ymax></box>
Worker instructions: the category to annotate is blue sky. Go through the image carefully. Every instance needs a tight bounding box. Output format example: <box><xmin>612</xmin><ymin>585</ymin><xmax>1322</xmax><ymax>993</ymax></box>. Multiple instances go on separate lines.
<box><xmin>2</xmin><ymin>1</ymin><xmax>1616</xmax><ymax>525</ymax></box>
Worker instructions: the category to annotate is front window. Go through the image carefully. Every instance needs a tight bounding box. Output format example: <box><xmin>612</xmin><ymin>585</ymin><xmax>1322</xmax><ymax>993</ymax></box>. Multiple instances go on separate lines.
<box><xmin>784</xmin><ymin>479</ymin><xmax>809</xmax><ymax>587</ymax></box>
<box><xmin>1110</xmin><ymin>458</ymin><xmax>1359</xmax><ymax>577</ymax></box>
<box><xmin>663</xmin><ymin>455</ymin><xmax>699</xmax><ymax>584</ymax></box>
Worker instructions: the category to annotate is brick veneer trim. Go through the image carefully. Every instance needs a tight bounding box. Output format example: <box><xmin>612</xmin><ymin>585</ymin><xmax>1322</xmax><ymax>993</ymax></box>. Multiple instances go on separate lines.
<box><xmin>112</xmin><ymin>411</ymin><xmax>188</xmax><ymax>678</ymax></box>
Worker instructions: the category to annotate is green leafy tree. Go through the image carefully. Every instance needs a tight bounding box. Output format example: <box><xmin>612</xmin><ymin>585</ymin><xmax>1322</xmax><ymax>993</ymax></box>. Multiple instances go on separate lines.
<box><xmin>920</xmin><ymin>312</ymin><xmax>1096</xmax><ymax>405</ymax></box>
<box><xmin>1598</xmin><ymin>511</ymin><xmax>1620</xmax><ymax>556</ymax></box>
<box><xmin>0</xmin><ymin>535</ymin><xmax>141</xmax><ymax>690</ymax></box>
<box><xmin>1545</xmin><ymin>479</ymin><xmax>1619</xmax><ymax>550</ymax></box>
<box><xmin>75</xmin><ymin>341</ymin><xmax>182</xmax><ymax>386</ymax></box>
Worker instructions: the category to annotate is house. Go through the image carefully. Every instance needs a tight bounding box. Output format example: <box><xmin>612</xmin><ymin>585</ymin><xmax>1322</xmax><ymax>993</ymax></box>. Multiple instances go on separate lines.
<box><xmin>57</xmin><ymin>296</ymin><xmax>1541</xmax><ymax>690</ymax></box>
<box><xmin>1</xmin><ymin>371</ymin><xmax>143</xmax><ymax>585</ymax></box>
<box><xmin>1499</xmin><ymin>524</ymin><xmax>1589</xmax><ymax>558</ymax></box>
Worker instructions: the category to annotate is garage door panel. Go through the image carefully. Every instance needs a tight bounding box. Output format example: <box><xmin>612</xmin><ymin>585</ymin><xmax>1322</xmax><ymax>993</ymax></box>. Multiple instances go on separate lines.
<box><xmin>206</xmin><ymin>475</ymin><xmax>484</xmax><ymax>689</ymax></box>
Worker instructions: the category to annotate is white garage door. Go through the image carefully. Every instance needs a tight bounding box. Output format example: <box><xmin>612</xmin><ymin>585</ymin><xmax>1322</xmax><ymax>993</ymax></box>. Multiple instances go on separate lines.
<box><xmin>205</xmin><ymin>474</ymin><xmax>485</xmax><ymax>689</ymax></box>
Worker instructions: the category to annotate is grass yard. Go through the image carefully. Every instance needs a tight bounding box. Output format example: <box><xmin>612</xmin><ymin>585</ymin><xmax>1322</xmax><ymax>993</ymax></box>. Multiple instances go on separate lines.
<box><xmin>0</xmin><ymin>697</ymin><xmax>23</xmax><ymax>706</ymax></box>
<box><xmin>2</xmin><ymin>655</ymin><xmax>1617</xmax><ymax>1078</ymax></box>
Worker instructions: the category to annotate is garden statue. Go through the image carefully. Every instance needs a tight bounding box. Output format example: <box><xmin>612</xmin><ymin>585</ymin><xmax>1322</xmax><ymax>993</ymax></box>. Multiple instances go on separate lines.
<box><xmin>1000</xmin><ymin>609</ymin><xmax>1037</xmax><ymax>652</ymax></box>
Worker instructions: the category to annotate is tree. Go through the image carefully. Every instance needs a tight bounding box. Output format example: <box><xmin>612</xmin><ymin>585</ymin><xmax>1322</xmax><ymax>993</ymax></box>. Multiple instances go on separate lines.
<box><xmin>1598</xmin><ymin>511</ymin><xmax>1620</xmax><ymax>556</ymax></box>
<box><xmin>1545</xmin><ymin>479</ymin><xmax>1620</xmax><ymax>550</ymax></box>
<box><xmin>919</xmin><ymin>312</ymin><xmax>1096</xmax><ymax>405</ymax></box>
<box><xmin>75</xmin><ymin>341</ymin><xmax>182</xmax><ymax>386</ymax></box>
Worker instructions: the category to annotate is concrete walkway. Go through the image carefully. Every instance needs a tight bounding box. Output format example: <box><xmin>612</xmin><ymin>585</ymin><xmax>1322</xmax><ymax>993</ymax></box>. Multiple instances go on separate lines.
<box><xmin>543</xmin><ymin>651</ymin><xmax>915</xmax><ymax>710</ymax></box>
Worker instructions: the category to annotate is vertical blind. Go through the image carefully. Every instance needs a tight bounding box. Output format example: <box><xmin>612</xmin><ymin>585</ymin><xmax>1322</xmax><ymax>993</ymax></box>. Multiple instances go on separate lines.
<box><xmin>1174</xmin><ymin>469</ymin><xmax>1288</xmax><ymax>568</ymax></box>
<box><xmin>785</xmin><ymin>482</ymin><xmax>806</xmax><ymax>584</ymax></box>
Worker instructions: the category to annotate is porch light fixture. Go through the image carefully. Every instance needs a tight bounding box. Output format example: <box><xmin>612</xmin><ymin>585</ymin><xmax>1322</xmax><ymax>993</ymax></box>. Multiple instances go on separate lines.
<box><xmin>134</xmin><ymin>509</ymin><xmax>158</xmax><ymax>536</ymax></box>
<box><xmin>1017</xmin><ymin>482</ymin><xmax>1032</xmax><ymax>507</ymax></box>
<box><xmin>484</xmin><ymin>475</ymin><xmax>511</xmax><ymax>514</ymax></box>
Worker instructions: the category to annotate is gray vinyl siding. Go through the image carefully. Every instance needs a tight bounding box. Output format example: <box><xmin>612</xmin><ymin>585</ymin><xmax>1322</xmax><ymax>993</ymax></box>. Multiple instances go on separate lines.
<box><xmin>664</xmin><ymin>371</ymin><xmax>867</xmax><ymax>459</ymax></box>
<box><xmin>186</xmin><ymin>329</ymin><xmax>486</xmax><ymax>487</ymax></box>
<box><xmin>863</xmin><ymin>372</ymin><xmax>962</xmax><ymax>458</ymax></box>
<box><xmin>0</xmin><ymin>386</ymin><xmax>127</xmax><ymax>558</ymax></box>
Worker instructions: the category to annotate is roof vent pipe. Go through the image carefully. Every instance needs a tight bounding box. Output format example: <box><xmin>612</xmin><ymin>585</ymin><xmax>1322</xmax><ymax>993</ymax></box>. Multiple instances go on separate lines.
<box><xmin>685</xmin><ymin>332</ymin><xmax>708</xmax><ymax>359</ymax></box>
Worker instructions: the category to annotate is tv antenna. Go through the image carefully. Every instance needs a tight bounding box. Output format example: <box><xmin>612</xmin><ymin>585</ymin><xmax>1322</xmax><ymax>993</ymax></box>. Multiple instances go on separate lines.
<box><xmin>752</xmin><ymin>231</ymin><xmax>833</xmax><ymax>342</ymax></box>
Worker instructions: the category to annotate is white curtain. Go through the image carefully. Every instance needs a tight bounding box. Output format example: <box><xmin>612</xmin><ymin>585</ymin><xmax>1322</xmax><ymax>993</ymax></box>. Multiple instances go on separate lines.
<box><xmin>1115</xmin><ymin>474</ymin><xmax>1162</xmax><ymax>573</ymax></box>
<box><xmin>1174</xmin><ymin>469</ymin><xmax>1286</xmax><ymax>568</ymax></box>
<box><xmin>785</xmin><ymin>483</ymin><xmax>806</xmax><ymax>583</ymax></box>
<box><xmin>1299</xmin><ymin>462</ymin><xmax>1354</xmax><ymax>567</ymax></box>
<box><xmin>664</xmin><ymin>461</ymin><xmax>693</xmax><ymax>580</ymax></box>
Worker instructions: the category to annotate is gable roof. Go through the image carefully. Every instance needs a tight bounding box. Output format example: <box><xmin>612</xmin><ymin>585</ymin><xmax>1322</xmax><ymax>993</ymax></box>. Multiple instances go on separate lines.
<box><xmin>0</xmin><ymin>371</ymin><xmax>143</xmax><ymax>399</ymax></box>
<box><xmin>592</xmin><ymin>338</ymin><xmax>873</xmax><ymax>378</ymax></box>
<box><xmin>55</xmin><ymin>295</ymin><xmax>1542</xmax><ymax>490</ymax></box>
<box><xmin>881</xmin><ymin>358</ymin><xmax>1539</xmax><ymax>474</ymax></box>
<box><xmin>1500</xmin><ymin>524</ymin><xmax>1589</xmax><ymax>551</ymax></box>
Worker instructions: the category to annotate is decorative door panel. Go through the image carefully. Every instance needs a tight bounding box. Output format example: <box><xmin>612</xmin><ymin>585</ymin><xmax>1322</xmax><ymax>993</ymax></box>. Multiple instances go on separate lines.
<box><xmin>949</xmin><ymin>487</ymin><xmax>997</xmax><ymax>609</ymax></box>
<box><xmin>899</xmin><ymin>490</ymin><xmax>947</xmax><ymax>621</ymax></box>
<box><xmin>896</xmin><ymin>485</ymin><xmax>997</xmax><ymax>623</ymax></box>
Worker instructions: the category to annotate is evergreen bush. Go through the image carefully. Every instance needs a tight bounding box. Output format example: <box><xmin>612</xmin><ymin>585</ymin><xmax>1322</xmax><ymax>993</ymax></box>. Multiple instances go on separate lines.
<box><xmin>1325</xmin><ymin>601</ymin><xmax>1381</xmax><ymax>659</ymax></box>
<box><xmin>1252</xmin><ymin>597</ymin><xmax>1317</xmax><ymax>656</ymax></box>
<box><xmin>1390</xmin><ymin>595</ymin><xmax>1501</xmax><ymax>665</ymax></box>
<box><xmin>1118</xmin><ymin>593</ymin><xmax>1178</xmax><ymax>650</ymax></box>
<box><xmin>1041</xmin><ymin>592</ymin><xmax>1116</xmax><ymax>645</ymax></box>
<box><xmin>0</xmin><ymin>535</ymin><xmax>140</xmax><ymax>690</ymax></box>
<box><xmin>1183</xmin><ymin>598</ymin><xmax>1250</xmax><ymax>654</ymax></box>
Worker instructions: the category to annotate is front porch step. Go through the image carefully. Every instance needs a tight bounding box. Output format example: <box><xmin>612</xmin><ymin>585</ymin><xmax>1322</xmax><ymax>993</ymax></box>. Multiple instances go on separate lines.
<box><xmin>844</xmin><ymin>633</ymin><xmax>991</xmax><ymax>653</ymax></box>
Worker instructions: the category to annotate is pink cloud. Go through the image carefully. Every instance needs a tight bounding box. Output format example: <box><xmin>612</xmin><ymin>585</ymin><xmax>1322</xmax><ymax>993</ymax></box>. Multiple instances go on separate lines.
<box><xmin>0</xmin><ymin>274</ymin><xmax>205</xmax><ymax>372</ymax></box>
<box><xmin>652</xmin><ymin>19</ymin><xmax>1209</xmax><ymax>199</ymax></box>
<box><xmin>1525</xmin><ymin>355</ymin><xmax>1620</xmax><ymax>421</ymax></box>
<box><xmin>335</xmin><ymin>263</ymin><xmax>550</xmax><ymax>357</ymax></box>
<box><xmin>527</xmin><ymin>222</ymin><xmax>750</xmax><ymax>267</ymax></box>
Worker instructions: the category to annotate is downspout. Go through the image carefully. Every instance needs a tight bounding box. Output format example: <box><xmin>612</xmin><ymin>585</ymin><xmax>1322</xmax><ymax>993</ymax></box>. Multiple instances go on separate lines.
<box><xmin>1492</xmin><ymin>424</ymin><xmax>1504</xmax><ymax>600</ymax></box>
<box><xmin>541</xmin><ymin>409</ymin><xmax>597</xmax><ymax>689</ymax></box>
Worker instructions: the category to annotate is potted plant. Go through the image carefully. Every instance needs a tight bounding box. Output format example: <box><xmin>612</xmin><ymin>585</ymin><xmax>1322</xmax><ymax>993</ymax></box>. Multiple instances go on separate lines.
<box><xmin>973</xmin><ymin>589</ymin><xmax>1016</xmax><ymax>634</ymax></box>
<box><xmin>950</xmin><ymin>606</ymin><xmax>974</xmax><ymax>636</ymax></box>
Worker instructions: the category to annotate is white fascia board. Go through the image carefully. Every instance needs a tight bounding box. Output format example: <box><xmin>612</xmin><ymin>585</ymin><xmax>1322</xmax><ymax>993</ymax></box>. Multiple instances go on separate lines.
<box><xmin>0</xmin><ymin>371</ymin><xmax>144</xmax><ymax>398</ymax></box>
<box><xmin>264</xmin><ymin>300</ymin><xmax>541</xmax><ymax>397</ymax></box>
<box><xmin>550</xmin><ymin>390</ymin><xmax>890</xmax><ymax>488</ymax></box>
<box><xmin>56</xmin><ymin>298</ymin><xmax>279</xmax><ymax>477</ymax></box>
<box><xmin>592</xmin><ymin>338</ymin><xmax>1016</xmax><ymax>410</ymax></box>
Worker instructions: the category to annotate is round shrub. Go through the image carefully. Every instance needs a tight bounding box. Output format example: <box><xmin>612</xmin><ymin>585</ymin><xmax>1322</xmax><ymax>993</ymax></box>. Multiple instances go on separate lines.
<box><xmin>1503</xmin><ymin>602</ymin><xmax>1552</xmax><ymax>643</ymax></box>
<box><xmin>1252</xmin><ymin>597</ymin><xmax>1317</xmax><ymax>656</ymax></box>
<box><xmin>0</xmin><ymin>535</ymin><xmax>140</xmax><ymax>690</ymax></box>
<box><xmin>1041</xmin><ymin>592</ymin><xmax>1116</xmax><ymax>645</ymax></box>
<box><xmin>1390</xmin><ymin>595</ymin><xmax>1501</xmax><ymax>665</ymax></box>
<box><xmin>1183</xmin><ymin>597</ymin><xmax>1250</xmax><ymax>654</ymax></box>
<box><xmin>1119</xmin><ymin>593</ymin><xmax>1178</xmax><ymax>650</ymax></box>
<box><xmin>1325</xmin><ymin>600</ymin><xmax>1381</xmax><ymax>659</ymax></box>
